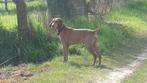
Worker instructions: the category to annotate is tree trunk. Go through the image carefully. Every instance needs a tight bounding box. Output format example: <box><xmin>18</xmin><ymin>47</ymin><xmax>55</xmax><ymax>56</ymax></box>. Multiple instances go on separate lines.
<box><xmin>4</xmin><ymin>0</ymin><xmax>8</xmax><ymax>11</ymax></box>
<box><xmin>13</xmin><ymin>0</ymin><xmax>30</xmax><ymax>63</ymax></box>
<box><xmin>70</xmin><ymin>0</ymin><xmax>88</xmax><ymax>17</ymax></box>
<box><xmin>13</xmin><ymin>0</ymin><xmax>29</xmax><ymax>35</ymax></box>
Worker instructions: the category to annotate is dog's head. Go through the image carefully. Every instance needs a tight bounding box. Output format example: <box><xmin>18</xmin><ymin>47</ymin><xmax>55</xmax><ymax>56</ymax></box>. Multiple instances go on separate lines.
<box><xmin>49</xmin><ymin>18</ymin><xmax>63</xmax><ymax>30</ymax></box>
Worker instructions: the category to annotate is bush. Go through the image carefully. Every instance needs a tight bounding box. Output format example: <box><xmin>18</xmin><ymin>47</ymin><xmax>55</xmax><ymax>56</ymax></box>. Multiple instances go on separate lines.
<box><xmin>98</xmin><ymin>23</ymin><xmax>132</xmax><ymax>53</ymax></box>
<box><xmin>0</xmin><ymin>20</ymin><xmax>59</xmax><ymax>66</ymax></box>
<box><xmin>0</xmin><ymin>24</ymin><xmax>18</xmax><ymax>65</ymax></box>
<box><xmin>0</xmin><ymin>16</ymin><xmax>133</xmax><ymax>65</ymax></box>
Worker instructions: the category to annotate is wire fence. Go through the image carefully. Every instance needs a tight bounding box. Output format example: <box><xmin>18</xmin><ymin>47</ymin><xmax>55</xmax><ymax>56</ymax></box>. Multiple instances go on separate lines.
<box><xmin>0</xmin><ymin>0</ymin><xmax>87</xmax><ymax>28</ymax></box>
<box><xmin>0</xmin><ymin>0</ymin><xmax>127</xmax><ymax>28</ymax></box>
<box><xmin>0</xmin><ymin>0</ymin><xmax>48</xmax><ymax>28</ymax></box>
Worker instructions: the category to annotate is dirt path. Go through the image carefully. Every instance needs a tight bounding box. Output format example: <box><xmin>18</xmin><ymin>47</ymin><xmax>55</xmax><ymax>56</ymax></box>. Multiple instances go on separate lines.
<box><xmin>99</xmin><ymin>48</ymin><xmax>147</xmax><ymax>83</ymax></box>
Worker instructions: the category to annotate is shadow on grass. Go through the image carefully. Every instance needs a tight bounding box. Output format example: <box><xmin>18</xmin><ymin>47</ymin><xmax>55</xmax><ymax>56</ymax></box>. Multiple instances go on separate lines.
<box><xmin>95</xmin><ymin>64</ymin><xmax>113</xmax><ymax>70</ymax></box>
<box><xmin>69</xmin><ymin>61</ymin><xmax>82</xmax><ymax>68</ymax></box>
<box><xmin>69</xmin><ymin>61</ymin><xmax>113</xmax><ymax>70</ymax></box>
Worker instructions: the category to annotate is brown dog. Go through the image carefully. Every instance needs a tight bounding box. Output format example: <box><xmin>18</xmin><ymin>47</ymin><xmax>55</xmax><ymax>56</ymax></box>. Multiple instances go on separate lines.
<box><xmin>49</xmin><ymin>18</ymin><xmax>101</xmax><ymax>65</ymax></box>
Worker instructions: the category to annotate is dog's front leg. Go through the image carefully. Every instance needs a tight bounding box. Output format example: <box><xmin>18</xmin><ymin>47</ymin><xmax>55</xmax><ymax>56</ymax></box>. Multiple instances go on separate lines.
<box><xmin>63</xmin><ymin>43</ymin><xmax>69</xmax><ymax>63</ymax></box>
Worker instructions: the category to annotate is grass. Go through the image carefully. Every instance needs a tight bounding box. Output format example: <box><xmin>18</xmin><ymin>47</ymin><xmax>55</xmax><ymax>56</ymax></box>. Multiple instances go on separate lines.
<box><xmin>0</xmin><ymin>0</ymin><xmax>147</xmax><ymax>82</ymax></box>
<box><xmin>0</xmin><ymin>1</ymin><xmax>57</xmax><ymax>65</ymax></box>
<box><xmin>1</xmin><ymin>37</ymin><xmax>145</xmax><ymax>83</ymax></box>
<box><xmin>24</xmin><ymin>56</ymin><xmax>107</xmax><ymax>83</ymax></box>
<box><xmin>0</xmin><ymin>14</ymin><xmax>17</xmax><ymax>29</ymax></box>
<box><xmin>105</xmin><ymin>0</ymin><xmax>147</xmax><ymax>33</ymax></box>
<box><xmin>24</xmin><ymin>0</ymin><xmax>147</xmax><ymax>82</ymax></box>
<box><xmin>20</xmin><ymin>39</ymin><xmax>146</xmax><ymax>83</ymax></box>
<box><xmin>123</xmin><ymin>60</ymin><xmax>147</xmax><ymax>83</ymax></box>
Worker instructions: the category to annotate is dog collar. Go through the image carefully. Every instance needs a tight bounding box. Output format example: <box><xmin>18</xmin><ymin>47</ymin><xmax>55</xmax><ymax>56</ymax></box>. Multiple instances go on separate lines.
<box><xmin>57</xmin><ymin>26</ymin><xmax>64</xmax><ymax>35</ymax></box>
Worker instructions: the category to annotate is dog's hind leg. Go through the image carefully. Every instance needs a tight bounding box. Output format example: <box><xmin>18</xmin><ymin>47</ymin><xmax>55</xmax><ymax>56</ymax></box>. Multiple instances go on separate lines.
<box><xmin>85</xmin><ymin>39</ymin><xmax>101</xmax><ymax>66</ymax></box>
<box><xmin>96</xmin><ymin>50</ymin><xmax>101</xmax><ymax>66</ymax></box>
<box><xmin>86</xmin><ymin>44</ymin><xmax>97</xmax><ymax>66</ymax></box>
<box><xmin>92</xmin><ymin>41</ymin><xmax>101</xmax><ymax>66</ymax></box>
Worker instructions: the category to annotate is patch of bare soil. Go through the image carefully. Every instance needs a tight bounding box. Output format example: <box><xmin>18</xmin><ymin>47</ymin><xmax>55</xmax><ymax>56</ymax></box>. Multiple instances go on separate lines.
<box><xmin>98</xmin><ymin>48</ymin><xmax>147</xmax><ymax>83</ymax></box>
<box><xmin>0</xmin><ymin>64</ymin><xmax>33</xmax><ymax>83</ymax></box>
<box><xmin>0</xmin><ymin>63</ymin><xmax>50</xmax><ymax>83</ymax></box>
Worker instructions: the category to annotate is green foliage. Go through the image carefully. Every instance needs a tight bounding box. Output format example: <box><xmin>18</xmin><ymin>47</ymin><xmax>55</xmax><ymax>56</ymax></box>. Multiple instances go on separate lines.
<box><xmin>0</xmin><ymin>0</ymin><xmax>58</xmax><ymax>65</ymax></box>
<box><xmin>0</xmin><ymin>0</ymin><xmax>147</xmax><ymax>82</ymax></box>
<box><xmin>0</xmin><ymin>14</ymin><xmax>17</xmax><ymax>29</ymax></box>
<box><xmin>98</xmin><ymin>23</ymin><xmax>133</xmax><ymax>52</ymax></box>
<box><xmin>105</xmin><ymin>0</ymin><xmax>147</xmax><ymax>33</ymax></box>
<box><xmin>0</xmin><ymin>20</ymin><xmax>59</xmax><ymax>65</ymax></box>
<box><xmin>0</xmin><ymin>0</ymin><xmax>146</xmax><ymax>66</ymax></box>
<box><xmin>0</xmin><ymin>24</ymin><xmax>18</xmax><ymax>65</ymax></box>
<box><xmin>64</xmin><ymin>17</ymin><xmax>97</xmax><ymax>29</ymax></box>
<box><xmin>20</xmin><ymin>19</ymin><xmax>59</xmax><ymax>63</ymax></box>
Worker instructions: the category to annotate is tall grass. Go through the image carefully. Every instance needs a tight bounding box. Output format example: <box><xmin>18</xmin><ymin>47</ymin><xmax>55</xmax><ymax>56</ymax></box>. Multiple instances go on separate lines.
<box><xmin>0</xmin><ymin>0</ymin><xmax>146</xmax><ymax>66</ymax></box>
<box><xmin>20</xmin><ymin>19</ymin><xmax>59</xmax><ymax>63</ymax></box>
<box><xmin>0</xmin><ymin>0</ymin><xmax>58</xmax><ymax>65</ymax></box>
<box><xmin>0</xmin><ymin>23</ymin><xmax>18</xmax><ymax>65</ymax></box>
<box><xmin>0</xmin><ymin>14</ymin><xmax>17</xmax><ymax>29</ymax></box>
<box><xmin>0</xmin><ymin>15</ymin><xmax>134</xmax><ymax>65</ymax></box>
<box><xmin>105</xmin><ymin>0</ymin><xmax>147</xmax><ymax>33</ymax></box>
<box><xmin>0</xmin><ymin>0</ymin><xmax>147</xmax><ymax>82</ymax></box>
<box><xmin>0</xmin><ymin>20</ymin><xmax>59</xmax><ymax>65</ymax></box>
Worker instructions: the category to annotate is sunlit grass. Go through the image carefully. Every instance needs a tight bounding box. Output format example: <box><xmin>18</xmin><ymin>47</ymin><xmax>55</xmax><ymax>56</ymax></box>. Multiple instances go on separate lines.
<box><xmin>0</xmin><ymin>0</ymin><xmax>46</xmax><ymax>13</ymax></box>
<box><xmin>0</xmin><ymin>0</ymin><xmax>47</xmax><ymax>29</ymax></box>
<box><xmin>24</xmin><ymin>55</ymin><xmax>108</xmax><ymax>83</ymax></box>
<box><xmin>105</xmin><ymin>0</ymin><xmax>147</xmax><ymax>33</ymax></box>
<box><xmin>23</xmin><ymin>37</ymin><xmax>147</xmax><ymax>83</ymax></box>
<box><xmin>0</xmin><ymin>0</ymin><xmax>147</xmax><ymax>82</ymax></box>
<box><xmin>0</xmin><ymin>14</ymin><xmax>17</xmax><ymax>30</ymax></box>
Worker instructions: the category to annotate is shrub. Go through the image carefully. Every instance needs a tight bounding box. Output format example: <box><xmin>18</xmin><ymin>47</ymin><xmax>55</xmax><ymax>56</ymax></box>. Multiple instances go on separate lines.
<box><xmin>0</xmin><ymin>20</ymin><xmax>59</xmax><ymax>66</ymax></box>
<box><xmin>20</xmin><ymin>18</ymin><xmax>59</xmax><ymax>63</ymax></box>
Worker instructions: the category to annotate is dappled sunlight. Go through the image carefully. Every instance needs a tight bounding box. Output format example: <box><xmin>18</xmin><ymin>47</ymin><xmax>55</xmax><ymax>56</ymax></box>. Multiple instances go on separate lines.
<box><xmin>105</xmin><ymin>0</ymin><xmax>147</xmax><ymax>34</ymax></box>
<box><xmin>0</xmin><ymin>15</ymin><xmax>17</xmax><ymax>30</ymax></box>
<box><xmin>0</xmin><ymin>0</ymin><xmax>147</xmax><ymax>82</ymax></box>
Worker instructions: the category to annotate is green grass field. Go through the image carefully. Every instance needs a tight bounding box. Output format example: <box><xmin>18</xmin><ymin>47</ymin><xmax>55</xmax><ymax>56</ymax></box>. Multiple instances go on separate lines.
<box><xmin>0</xmin><ymin>0</ymin><xmax>147</xmax><ymax>82</ymax></box>
<box><xmin>123</xmin><ymin>60</ymin><xmax>147</xmax><ymax>83</ymax></box>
